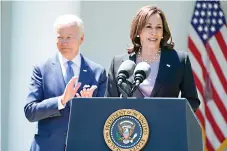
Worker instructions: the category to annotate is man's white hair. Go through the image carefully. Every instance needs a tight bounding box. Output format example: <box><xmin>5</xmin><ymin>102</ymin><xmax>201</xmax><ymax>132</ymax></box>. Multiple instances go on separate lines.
<box><xmin>54</xmin><ymin>14</ymin><xmax>84</xmax><ymax>35</ymax></box>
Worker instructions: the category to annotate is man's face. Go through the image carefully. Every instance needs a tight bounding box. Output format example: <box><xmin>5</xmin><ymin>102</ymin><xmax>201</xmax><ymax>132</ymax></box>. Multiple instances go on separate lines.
<box><xmin>56</xmin><ymin>25</ymin><xmax>84</xmax><ymax>58</ymax></box>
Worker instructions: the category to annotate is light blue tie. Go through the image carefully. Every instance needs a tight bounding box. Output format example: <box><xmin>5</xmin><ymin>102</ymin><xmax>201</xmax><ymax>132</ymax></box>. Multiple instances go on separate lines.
<box><xmin>65</xmin><ymin>61</ymin><xmax>74</xmax><ymax>84</ymax></box>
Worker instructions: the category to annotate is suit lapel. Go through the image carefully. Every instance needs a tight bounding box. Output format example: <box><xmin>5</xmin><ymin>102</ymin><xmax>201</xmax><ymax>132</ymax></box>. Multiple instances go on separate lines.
<box><xmin>129</xmin><ymin>52</ymin><xmax>137</xmax><ymax>63</ymax></box>
<box><xmin>150</xmin><ymin>49</ymin><xmax>172</xmax><ymax>97</ymax></box>
<box><xmin>120</xmin><ymin>52</ymin><xmax>137</xmax><ymax>63</ymax></box>
<box><xmin>51</xmin><ymin>54</ymin><xmax>66</xmax><ymax>95</ymax></box>
<box><xmin>78</xmin><ymin>55</ymin><xmax>94</xmax><ymax>92</ymax></box>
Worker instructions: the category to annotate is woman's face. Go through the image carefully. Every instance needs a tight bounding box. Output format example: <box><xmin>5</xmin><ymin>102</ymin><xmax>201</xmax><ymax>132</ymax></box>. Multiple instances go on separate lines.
<box><xmin>139</xmin><ymin>13</ymin><xmax>163</xmax><ymax>49</ymax></box>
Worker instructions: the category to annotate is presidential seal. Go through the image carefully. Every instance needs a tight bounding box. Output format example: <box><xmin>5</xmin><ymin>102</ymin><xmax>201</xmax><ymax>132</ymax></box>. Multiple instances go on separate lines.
<box><xmin>103</xmin><ymin>109</ymin><xmax>149</xmax><ymax>151</ymax></box>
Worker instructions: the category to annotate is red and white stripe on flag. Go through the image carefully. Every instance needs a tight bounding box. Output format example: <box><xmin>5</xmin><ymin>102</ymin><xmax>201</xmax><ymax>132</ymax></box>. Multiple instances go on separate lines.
<box><xmin>188</xmin><ymin>1</ymin><xmax>227</xmax><ymax>151</ymax></box>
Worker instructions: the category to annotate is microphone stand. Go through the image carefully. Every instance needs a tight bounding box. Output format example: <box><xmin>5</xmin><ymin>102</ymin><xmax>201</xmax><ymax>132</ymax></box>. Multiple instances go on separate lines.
<box><xmin>117</xmin><ymin>80</ymin><xmax>133</xmax><ymax>98</ymax></box>
<box><xmin>129</xmin><ymin>74</ymin><xmax>145</xmax><ymax>97</ymax></box>
<box><xmin>129</xmin><ymin>82</ymin><xmax>138</xmax><ymax>97</ymax></box>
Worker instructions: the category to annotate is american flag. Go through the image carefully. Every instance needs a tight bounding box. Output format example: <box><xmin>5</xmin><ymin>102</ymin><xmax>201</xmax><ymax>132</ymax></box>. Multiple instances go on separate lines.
<box><xmin>188</xmin><ymin>1</ymin><xmax>227</xmax><ymax>151</ymax></box>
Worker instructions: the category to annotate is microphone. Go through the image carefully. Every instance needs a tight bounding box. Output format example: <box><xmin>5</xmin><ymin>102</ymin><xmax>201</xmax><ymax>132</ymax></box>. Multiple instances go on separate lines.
<box><xmin>117</xmin><ymin>60</ymin><xmax>136</xmax><ymax>86</ymax></box>
<box><xmin>118</xmin><ymin>80</ymin><xmax>133</xmax><ymax>98</ymax></box>
<box><xmin>130</xmin><ymin>62</ymin><xmax>151</xmax><ymax>96</ymax></box>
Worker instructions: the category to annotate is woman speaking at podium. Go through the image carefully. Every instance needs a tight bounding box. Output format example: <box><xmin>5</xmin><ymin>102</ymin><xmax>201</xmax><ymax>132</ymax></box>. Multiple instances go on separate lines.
<box><xmin>105</xmin><ymin>5</ymin><xmax>200</xmax><ymax>112</ymax></box>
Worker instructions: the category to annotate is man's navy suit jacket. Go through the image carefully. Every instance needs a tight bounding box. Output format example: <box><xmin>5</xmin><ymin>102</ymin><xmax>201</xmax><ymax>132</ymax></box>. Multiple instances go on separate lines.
<box><xmin>24</xmin><ymin>54</ymin><xmax>107</xmax><ymax>151</ymax></box>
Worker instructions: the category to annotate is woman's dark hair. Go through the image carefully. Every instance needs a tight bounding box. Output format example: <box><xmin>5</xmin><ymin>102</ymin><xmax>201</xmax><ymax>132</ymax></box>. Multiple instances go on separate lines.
<box><xmin>128</xmin><ymin>5</ymin><xmax>174</xmax><ymax>53</ymax></box>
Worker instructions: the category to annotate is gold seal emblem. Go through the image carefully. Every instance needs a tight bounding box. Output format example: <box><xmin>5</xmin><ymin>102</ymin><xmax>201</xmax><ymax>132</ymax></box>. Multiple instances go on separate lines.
<box><xmin>103</xmin><ymin>109</ymin><xmax>149</xmax><ymax>151</ymax></box>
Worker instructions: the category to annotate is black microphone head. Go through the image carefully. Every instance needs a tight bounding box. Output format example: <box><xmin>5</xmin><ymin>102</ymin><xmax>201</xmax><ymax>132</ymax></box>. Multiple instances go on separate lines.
<box><xmin>130</xmin><ymin>62</ymin><xmax>151</xmax><ymax>96</ymax></box>
<box><xmin>134</xmin><ymin>62</ymin><xmax>151</xmax><ymax>81</ymax></box>
<box><xmin>117</xmin><ymin>60</ymin><xmax>136</xmax><ymax>86</ymax></box>
<box><xmin>117</xmin><ymin>60</ymin><xmax>136</xmax><ymax>78</ymax></box>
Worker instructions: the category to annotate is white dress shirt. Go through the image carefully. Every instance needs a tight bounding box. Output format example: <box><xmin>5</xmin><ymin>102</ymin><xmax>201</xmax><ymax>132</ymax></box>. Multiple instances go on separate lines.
<box><xmin>58</xmin><ymin>52</ymin><xmax>81</xmax><ymax>110</ymax></box>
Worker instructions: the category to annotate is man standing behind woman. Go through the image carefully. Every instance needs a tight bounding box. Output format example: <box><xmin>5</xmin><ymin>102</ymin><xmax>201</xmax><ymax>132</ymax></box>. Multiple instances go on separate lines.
<box><xmin>105</xmin><ymin>5</ymin><xmax>200</xmax><ymax>112</ymax></box>
<box><xmin>24</xmin><ymin>14</ymin><xmax>107</xmax><ymax>151</ymax></box>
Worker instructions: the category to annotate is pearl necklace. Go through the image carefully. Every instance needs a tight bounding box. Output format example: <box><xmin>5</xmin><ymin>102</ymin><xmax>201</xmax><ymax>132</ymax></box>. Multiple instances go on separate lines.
<box><xmin>137</xmin><ymin>49</ymin><xmax>161</xmax><ymax>64</ymax></box>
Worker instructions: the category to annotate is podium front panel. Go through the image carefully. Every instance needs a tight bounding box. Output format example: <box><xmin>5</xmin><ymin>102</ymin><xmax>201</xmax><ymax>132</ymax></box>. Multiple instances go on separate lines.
<box><xmin>66</xmin><ymin>98</ymin><xmax>202</xmax><ymax>151</ymax></box>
